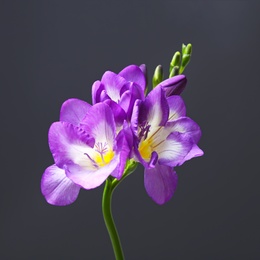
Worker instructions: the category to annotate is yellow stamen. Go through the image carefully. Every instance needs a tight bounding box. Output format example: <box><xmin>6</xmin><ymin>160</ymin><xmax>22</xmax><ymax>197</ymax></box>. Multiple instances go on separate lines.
<box><xmin>95</xmin><ymin>150</ymin><xmax>115</xmax><ymax>167</ymax></box>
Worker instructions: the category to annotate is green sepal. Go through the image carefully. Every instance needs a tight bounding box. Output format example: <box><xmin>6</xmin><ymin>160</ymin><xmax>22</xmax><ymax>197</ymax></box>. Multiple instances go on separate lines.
<box><xmin>152</xmin><ymin>65</ymin><xmax>164</xmax><ymax>88</ymax></box>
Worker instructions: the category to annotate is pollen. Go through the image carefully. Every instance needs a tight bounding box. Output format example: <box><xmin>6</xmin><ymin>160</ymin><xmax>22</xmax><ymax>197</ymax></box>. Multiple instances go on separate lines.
<box><xmin>139</xmin><ymin>138</ymin><xmax>153</xmax><ymax>161</ymax></box>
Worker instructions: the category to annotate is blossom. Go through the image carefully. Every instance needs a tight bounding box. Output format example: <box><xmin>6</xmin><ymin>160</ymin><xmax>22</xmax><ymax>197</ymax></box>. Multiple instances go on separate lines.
<box><xmin>92</xmin><ymin>65</ymin><xmax>146</xmax><ymax>121</ymax></box>
<box><xmin>41</xmin><ymin>99</ymin><xmax>130</xmax><ymax>206</ymax></box>
<box><xmin>131</xmin><ymin>86</ymin><xmax>203</xmax><ymax>204</ymax></box>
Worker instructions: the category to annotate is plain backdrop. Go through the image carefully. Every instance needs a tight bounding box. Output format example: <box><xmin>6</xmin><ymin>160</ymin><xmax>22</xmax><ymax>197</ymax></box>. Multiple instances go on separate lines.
<box><xmin>1</xmin><ymin>1</ymin><xmax>260</xmax><ymax>259</ymax></box>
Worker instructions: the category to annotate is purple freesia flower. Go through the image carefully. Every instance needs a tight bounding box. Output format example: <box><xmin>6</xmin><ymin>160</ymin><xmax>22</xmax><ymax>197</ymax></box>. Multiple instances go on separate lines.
<box><xmin>92</xmin><ymin>65</ymin><xmax>146</xmax><ymax>120</ymax></box>
<box><xmin>41</xmin><ymin>99</ymin><xmax>130</xmax><ymax>206</ymax></box>
<box><xmin>131</xmin><ymin>86</ymin><xmax>203</xmax><ymax>205</ymax></box>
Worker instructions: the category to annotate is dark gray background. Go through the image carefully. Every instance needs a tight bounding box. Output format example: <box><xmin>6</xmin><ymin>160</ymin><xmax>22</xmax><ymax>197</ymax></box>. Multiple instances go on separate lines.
<box><xmin>1</xmin><ymin>1</ymin><xmax>260</xmax><ymax>259</ymax></box>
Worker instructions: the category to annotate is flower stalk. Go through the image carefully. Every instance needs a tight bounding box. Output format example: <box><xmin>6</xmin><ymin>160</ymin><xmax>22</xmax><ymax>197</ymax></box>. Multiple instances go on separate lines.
<box><xmin>102</xmin><ymin>161</ymin><xmax>137</xmax><ymax>260</ymax></box>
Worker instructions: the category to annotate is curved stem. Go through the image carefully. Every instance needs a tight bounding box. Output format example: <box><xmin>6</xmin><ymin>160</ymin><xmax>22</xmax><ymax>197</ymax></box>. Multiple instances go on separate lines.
<box><xmin>102</xmin><ymin>178</ymin><xmax>124</xmax><ymax>260</ymax></box>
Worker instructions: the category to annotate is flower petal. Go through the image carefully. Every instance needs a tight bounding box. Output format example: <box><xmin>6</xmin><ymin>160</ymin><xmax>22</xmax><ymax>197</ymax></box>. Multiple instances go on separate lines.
<box><xmin>119</xmin><ymin>65</ymin><xmax>146</xmax><ymax>93</ymax></box>
<box><xmin>167</xmin><ymin>95</ymin><xmax>186</xmax><ymax>121</ymax></box>
<box><xmin>157</xmin><ymin>132</ymin><xmax>193</xmax><ymax>167</ymax></box>
<box><xmin>60</xmin><ymin>98</ymin><xmax>91</xmax><ymax>125</ymax></box>
<box><xmin>80</xmin><ymin>103</ymin><xmax>116</xmax><ymax>148</ymax></box>
<box><xmin>144</xmin><ymin>164</ymin><xmax>178</xmax><ymax>205</ymax></box>
<box><xmin>41</xmin><ymin>165</ymin><xmax>80</xmax><ymax>206</ymax></box>
<box><xmin>139</xmin><ymin>86</ymin><xmax>169</xmax><ymax>127</ymax></box>
<box><xmin>101</xmin><ymin>71</ymin><xmax>127</xmax><ymax>102</ymax></box>
<box><xmin>104</xmin><ymin>99</ymin><xmax>127</xmax><ymax>127</ymax></box>
<box><xmin>180</xmin><ymin>144</ymin><xmax>204</xmax><ymax>164</ymax></box>
<box><xmin>166</xmin><ymin>117</ymin><xmax>202</xmax><ymax>143</ymax></box>
<box><xmin>92</xmin><ymin>80</ymin><xmax>104</xmax><ymax>104</ymax></box>
<box><xmin>48</xmin><ymin>122</ymin><xmax>95</xmax><ymax>168</ymax></box>
<box><xmin>66</xmin><ymin>155</ymin><xmax>120</xmax><ymax>189</ymax></box>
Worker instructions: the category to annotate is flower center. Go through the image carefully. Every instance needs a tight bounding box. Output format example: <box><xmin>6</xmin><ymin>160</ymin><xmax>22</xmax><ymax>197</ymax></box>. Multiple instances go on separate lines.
<box><xmin>84</xmin><ymin>142</ymin><xmax>114</xmax><ymax>169</ymax></box>
<box><xmin>139</xmin><ymin>138</ymin><xmax>153</xmax><ymax>161</ymax></box>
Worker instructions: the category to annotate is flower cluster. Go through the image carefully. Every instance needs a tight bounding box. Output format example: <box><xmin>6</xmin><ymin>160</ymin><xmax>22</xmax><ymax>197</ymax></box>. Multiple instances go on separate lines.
<box><xmin>41</xmin><ymin>63</ymin><xmax>203</xmax><ymax>206</ymax></box>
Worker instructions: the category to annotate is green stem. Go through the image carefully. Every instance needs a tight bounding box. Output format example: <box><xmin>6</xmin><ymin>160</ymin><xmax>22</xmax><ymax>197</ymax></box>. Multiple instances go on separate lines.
<box><xmin>102</xmin><ymin>177</ymin><xmax>124</xmax><ymax>260</ymax></box>
<box><xmin>102</xmin><ymin>161</ymin><xmax>138</xmax><ymax>260</ymax></box>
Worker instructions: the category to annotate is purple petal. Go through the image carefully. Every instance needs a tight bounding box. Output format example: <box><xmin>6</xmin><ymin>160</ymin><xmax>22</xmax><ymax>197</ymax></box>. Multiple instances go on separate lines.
<box><xmin>114</xmin><ymin>128</ymin><xmax>131</xmax><ymax>179</ymax></box>
<box><xmin>166</xmin><ymin>117</ymin><xmax>202</xmax><ymax>143</ymax></box>
<box><xmin>159</xmin><ymin>75</ymin><xmax>187</xmax><ymax>96</ymax></box>
<box><xmin>157</xmin><ymin>132</ymin><xmax>193</xmax><ymax>167</ymax></box>
<box><xmin>92</xmin><ymin>80</ymin><xmax>104</xmax><ymax>104</ymax></box>
<box><xmin>60</xmin><ymin>98</ymin><xmax>91</xmax><ymax>125</ymax></box>
<box><xmin>144</xmin><ymin>164</ymin><xmax>178</xmax><ymax>205</ymax></box>
<box><xmin>167</xmin><ymin>95</ymin><xmax>186</xmax><ymax>121</ymax></box>
<box><xmin>104</xmin><ymin>99</ymin><xmax>127</xmax><ymax>127</ymax></box>
<box><xmin>65</xmin><ymin>155</ymin><xmax>120</xmax><ymax>189</ymax></box>
<box><xmin>180</xmin><ymin>144</ymin><xmax>204</xmax><ymax>164</ymax></box>
<box><xmin>130</xmin><ymin>99</ymin><xmax>142</xmax><ymax>136</ymax></box>
<box><xmin>48</xmin><ymin>122</ymin><xmax>95</xmax><ymax>168</ymax></box>
<box><xmin>41</xmin><ymin>165</ymin><xmax>80</xmax><ymax>206</ymax></box>
<box><xmin>119</xmin><ymin>65</ymin><xmax>146</xmax><ymax>93</ymax></box>
<box><xmin>80</xmin><ymin>103</ymin><xmax>116</xmax><ymax>148</ymax></box>
<box><xmin>139</xmin><ymin>86</ymin><xmax>169</xmax><ymax>127</ymax></box>
<box><xmin>101</xmin><ymin>71</ymin><xmax>127</xmax><ymax>102</ymax></box>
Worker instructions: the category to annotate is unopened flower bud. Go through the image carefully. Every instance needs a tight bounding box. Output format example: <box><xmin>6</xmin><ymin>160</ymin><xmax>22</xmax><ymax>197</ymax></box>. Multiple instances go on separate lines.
<box><xmin>152</xmin><ymin>65</ymin><xmax>164</xmax><ymax>88</ymax></box>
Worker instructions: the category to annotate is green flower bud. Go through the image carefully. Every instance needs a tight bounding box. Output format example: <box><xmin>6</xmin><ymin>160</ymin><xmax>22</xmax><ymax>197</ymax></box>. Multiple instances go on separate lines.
<box><xmin>180</xmin><ymin>43</ymin><xmax>192</xmax><ymax>74</ymax></box>
<box><xmin>169</xmin><ymin>51</ymin><xmax>181</xmax><ymax>74</ymax></box>
<box><xmin>169</xmin><ymin>66</ymin><xmax>179</xmax><ymax>77</ymax></box>
<box><xmin>152</xmin><ymin>65</ymin><xmax>164</xmax><ymax>88</ymax></box>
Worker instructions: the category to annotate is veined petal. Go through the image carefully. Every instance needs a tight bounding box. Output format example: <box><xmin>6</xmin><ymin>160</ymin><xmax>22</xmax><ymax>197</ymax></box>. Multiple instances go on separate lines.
<box><xmin>41</xmin><ymin>165</ymin><xmax>80</xmax><ymax>206</ymax></box>
<box><xmin>167</xmin><ymin>95</ymin><xmax>186</xmax><ymax>121</ymax></box>
<box><xmin>165</xmin><ymin>117</ymin><xmax>202</xmax><ymax>143</ymax></box>
<box><xmin>101</xmin><ymin>71</ymin><xmax>127</xmax><ymax>102</ymax></box>
<box><xmin>157</xmin><ymin>132</ymin><xmax>193</xmax><ymax>167</ymax></box>
<box><xmin>144</xmin><ymin>164</ymin><xmax>178</xmax><ymax>205</ymax></box>
<box><xmin>119</xmin><ymin>65</ymin><xmax>146</xmax><ymax>93</ymax></box>
<box><xmin>92</xmin><ymin>80</ymin><xmax>104</xmax><ymax>104</ymax></box>
<box><xmin>48</xmin><ymin>122</ymin><xmax>95</xmax><ymax>168</ymax></box>
<box><xmin>66</xmin><ymin>155</ymin><xmax>120</xmax><ymax>189</ymax></box>
<box><xmin>139</xmin><ymin>86</ymin><xmax>169</xmax><ymax>127</ymax></box>
<box><xmin>80</xmin><ymin>103</ymin><xmax>116</xmax><ymax>148</ymax></box>
<box><xmin>60</xmin><ymin>98</ymin><xmax>91</xmax><ymax>125</ymax></box>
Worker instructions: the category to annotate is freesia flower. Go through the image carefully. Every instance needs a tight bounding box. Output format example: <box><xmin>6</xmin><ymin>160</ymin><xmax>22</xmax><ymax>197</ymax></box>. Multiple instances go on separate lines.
<box><xmin>131</xmin><ymin>86</ymin><xmax>203</xmax><ymax>204</ymax></box>
<box><xmin>92</xmin><ymin>65</ymin><xmax>146</xmax><ymax>120</ymax></box>
<box><xmin>41</xmin><ymin>99</ymin><xmax>130</xmax><ymax>206</ymax></box>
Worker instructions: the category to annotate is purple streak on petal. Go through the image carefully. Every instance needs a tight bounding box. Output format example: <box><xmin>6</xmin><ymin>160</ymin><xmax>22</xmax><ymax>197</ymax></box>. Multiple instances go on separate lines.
<box><xmin>119</xmin><ymin>65</ymin><xmax>146</xmax><ymax>93</ymax></box>
<box><xmin>113</xmin><ymin>128</ymin><xmax>131</xmax><ymax>179</ymax></box>
<box><xmin>148</xmin><ymin>151</ymin><xmax>158</xmax><ymax>168</ymax></box>
<box><xmin>66</xmin><ymin>155</ymin><xmax>120</xmax><ymax>189</ymax></box>
<box><xmin>157</xmin><ymin>132</ymin><xmax>193</xmax><ymax>167</ymax></box>
<box><xmin>41</xmin><ymin>165</ymin><xmax>80</xmax><ymax>206</ymax></box>
<box><xmin>159</xmin><ymin>75</ymin><xmax>187</xmax><ymax>96</ymax></box>
<box><xmin>48</xmin><ymin>122</ymin><xmax>95</xmax><ymax>168</ymax></box>
<box><xmin>180</xmin><ymin>144</ymin><xmax>204</xmax><ymax>165</ymax></box>
<box><xmin>101</xmin><ymin>71</ymin><xmax>127</xmax><ymax>102</ymax></box>
<box><xmin>100</xmin><ymin>90</ymin><xmax>110</xmax><ymax>102</ymax></box>
<box><xmin>166</xmin><ymin>117</ymin><xmax>202</xmax><ymax>143</ymax></box>
<box><xmin>80</xmin><ymin>103</ymin><xmax>116</xmax><ymax>147</ymax></box>
<box><xmin>104</xmin><ymin>99</ymin><xmax>126</xmax><ymax>127</ymax></box>
<box><xmin>167</xmin><ymin>95</ymin><xmax>186</xmax><ymax>121</ymax></box>
<box><xmin>131</xmin><ymin>99</ymin><xmax>142</xmax><ymax>136</ymax></box>
<box><xmin>119</xmin><ymin>82</ymin><xmax>144</xmax><ymax>120</ymax></box>
<box><xmin>139</xmin><ymin>86</ymin><xmax>169</xmax><ymax>127</ymax></box>
<box><xmin>92</xmin><ymin>80</ymin><xmax>104</xmax><ymax>104</ymax></box>
<box><xmin>144</xmin><ymin>164</ymin><xmax>178</xmax><ymax>205</ymax></box>
<box><xmin>60</xmin><ymin>98</ymin><xmax>91</xmax><ymax>125</ymax></box>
